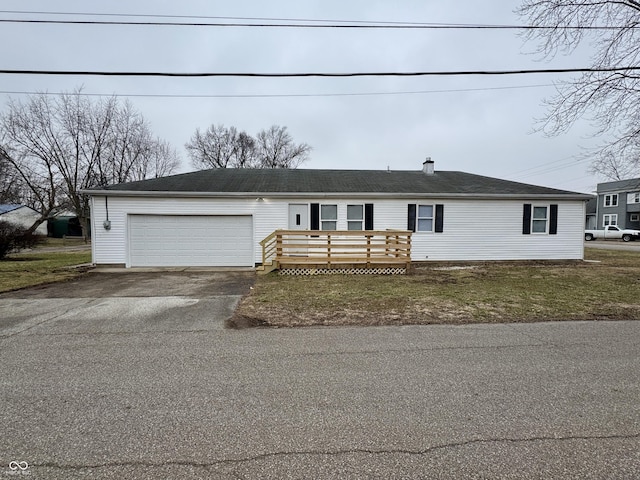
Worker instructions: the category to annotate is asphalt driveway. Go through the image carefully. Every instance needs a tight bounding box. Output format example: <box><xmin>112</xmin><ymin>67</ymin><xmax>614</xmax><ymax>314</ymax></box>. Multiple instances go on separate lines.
<box><xmin>1</xmin><ymin>272</ymin><xmax>639</xmax><ymax>479</ymax></box>
<box><xmin>0</xmin><ymin>271</ymin><xmax>254</xmax><ymax>336</ymax></box>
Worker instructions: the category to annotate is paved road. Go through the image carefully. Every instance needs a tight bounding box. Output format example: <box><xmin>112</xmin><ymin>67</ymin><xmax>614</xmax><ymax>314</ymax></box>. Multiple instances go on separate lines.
<box><xmin>1</xmin><ymin>273</ymin><xmax>639</xmax><ymax>479</ymax></box>
<box><xmin>585</xmin><ymin>240</ymin><xmax>640</xmax><ymax>252</ymax></box>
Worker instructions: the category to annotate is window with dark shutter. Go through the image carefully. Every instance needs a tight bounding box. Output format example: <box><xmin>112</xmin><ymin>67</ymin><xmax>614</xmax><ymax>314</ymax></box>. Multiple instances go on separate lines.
<box><xmin>523</xmin><ymin>204</ymin><xmax>532</xmax><ymax>235</ymax></box>
<box><xmin>549</xmin><ymin>204</ymin><xmax>558</xmax><ymax>235</ymax></box>
<box><xmin>435</xmin><ymin>204</ymin><xmax>444</xmax><ymax>233</ymax></box>
<box><xmin>310</xmin><ymin>203</ymin><xmax>320</xmax><ymax>230</ymax></box>
<box><xmin>365</xmin><ymin>204</ymin><xmax>374</xmax><ymax>230</ymax></box>
<box><xmin>407</xmin><ymin>204</ymin><xmax>416</xmax><ymax>232</ymax></box>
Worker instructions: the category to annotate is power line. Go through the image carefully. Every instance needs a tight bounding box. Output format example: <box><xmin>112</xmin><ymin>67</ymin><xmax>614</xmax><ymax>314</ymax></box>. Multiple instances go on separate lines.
<box><xmin>0</xmin><ymin>18</ymin><xmax>626</xmax><ymax>29</ymax></box>
<box><xmin>0</xmin><ymin>84</ymin><xmax>555</xmax><ymax>99</ymax></box>
<box><xmin>0</xmin><ymin>18</ymin><xmax>627</xmax><ymax>30</ymax></box>
<box><xmin>0</xmin><ymin>67</ymin><xmax>638</xmax><ymax>78</ymax></box>
<box><xmin>0</xmin><ymin>10</ymin><xmax>627</xmax><ymax>29</ymax></box>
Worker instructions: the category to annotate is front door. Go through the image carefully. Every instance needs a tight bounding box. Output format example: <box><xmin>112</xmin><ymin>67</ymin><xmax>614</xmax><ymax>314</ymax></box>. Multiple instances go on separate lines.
<box><xmin>288</xmin><ymin>204</ymin><xmax>308</xmax><ymax>255</ymax></box>
<box><xmin>288</xmin><ymin>204</ymin><xmax>308</xmax><ymax>230</ymax></box>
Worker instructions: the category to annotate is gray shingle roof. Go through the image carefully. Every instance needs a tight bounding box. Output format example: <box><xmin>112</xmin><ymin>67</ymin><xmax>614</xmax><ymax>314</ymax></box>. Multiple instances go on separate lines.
<box><xmin>91</xmin><ymin>168</ymin><xmax>589</xmax><ymax>198</ymax></box>
<box><xmin>596</xmin><ymin>177</ymin><xmax>640</xmax><ymax>193</ymax></box>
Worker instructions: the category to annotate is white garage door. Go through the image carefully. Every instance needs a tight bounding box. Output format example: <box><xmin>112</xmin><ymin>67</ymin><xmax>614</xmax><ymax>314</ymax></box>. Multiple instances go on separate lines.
<box><xmin>128</xmin><ymin>215</ymin><xmax>254</xmax><ymax>267</ymax></box>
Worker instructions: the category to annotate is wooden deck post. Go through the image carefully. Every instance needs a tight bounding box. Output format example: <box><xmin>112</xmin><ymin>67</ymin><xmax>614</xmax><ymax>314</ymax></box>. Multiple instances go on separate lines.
<box><xmin>276</xmin><ymin>233</ymin><xmax>283</xmax><ymax>260</ymax></box>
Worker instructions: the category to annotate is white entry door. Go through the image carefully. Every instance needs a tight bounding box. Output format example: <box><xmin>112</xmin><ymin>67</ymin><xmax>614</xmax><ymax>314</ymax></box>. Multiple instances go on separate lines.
<box><xmin>287</xmin><ymin>204</ymin><xmax>308</xmax><ymax>255</ymax></box>
<box><xmin>288</xmin><ymin>204</ymin><xmax>308</xmax><ymax>230</ymax></box>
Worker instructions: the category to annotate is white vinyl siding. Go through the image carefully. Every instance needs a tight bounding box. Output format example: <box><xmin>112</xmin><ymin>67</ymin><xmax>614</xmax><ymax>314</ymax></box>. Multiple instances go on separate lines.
<box><xmin>90</xmin><ymin>196</ymin><xmax>586</xmax><ymax>266</ymax></box>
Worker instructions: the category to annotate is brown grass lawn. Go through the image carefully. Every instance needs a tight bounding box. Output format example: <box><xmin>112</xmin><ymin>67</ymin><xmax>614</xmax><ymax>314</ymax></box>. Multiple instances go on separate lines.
<box><xmin>0</xmin><ymin>250</ymin><xmax>92</xmax><ymax>293</ymax></box>
<box><xmin>235</xmin><ymin>248</ymin><xmax>640</xmax><ymax>327</ymax></box>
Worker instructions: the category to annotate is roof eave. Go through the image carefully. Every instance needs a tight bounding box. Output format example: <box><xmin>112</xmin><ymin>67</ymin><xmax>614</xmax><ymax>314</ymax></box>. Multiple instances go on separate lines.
<box><xmin>81</xmin><ymin>189</ymin><xmax>592</xmax><ymax>201</ymax></box>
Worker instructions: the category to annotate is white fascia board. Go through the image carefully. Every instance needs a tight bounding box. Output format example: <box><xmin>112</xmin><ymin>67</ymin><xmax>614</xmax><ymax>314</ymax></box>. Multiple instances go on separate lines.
<box><xmin>81</xmin><ymin>189</ymin><xmax>591</xmax><ymax>201</ymax></box>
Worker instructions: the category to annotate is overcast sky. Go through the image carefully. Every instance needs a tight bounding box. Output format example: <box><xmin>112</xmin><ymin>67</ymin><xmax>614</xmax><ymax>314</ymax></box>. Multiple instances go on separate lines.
<box><xmin>0</xmin><ymin>1</ymin><xmax>606</xmax><ymax>193</ymax></box>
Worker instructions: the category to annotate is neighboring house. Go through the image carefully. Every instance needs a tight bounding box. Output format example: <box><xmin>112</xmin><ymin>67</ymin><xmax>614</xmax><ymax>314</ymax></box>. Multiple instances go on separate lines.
<box><xmin>595</xmin><ymin>177</ymin><xmax>640</xmax><ymax>230</ymax></box>
<box><xmin>0</xmin><ymin>204</ymin><xmax>47</xmax><ymax>236</ymax></box>
<box><xmin>585</xmin><ymin>196</ymin><xmax>597</xmax><ymax>230</ymax></box>
<box><xmin>83</xmin><ymin>160</ymin><xmax>592</xmax><ymax>268</ymax></box>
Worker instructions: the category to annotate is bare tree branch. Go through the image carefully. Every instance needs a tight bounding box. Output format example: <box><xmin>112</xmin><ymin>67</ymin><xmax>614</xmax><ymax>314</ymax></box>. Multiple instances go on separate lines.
<box><xmin>518</xmin><ymin>0</ymin><xmax>640</xmax><ymax>180</ymax></box>
<box><xmin>0</xmin><ymin>90</ymin><xmax>180</xmax><ymax>236</ymax></box>
<box><xmin>186</xmin><ymin>124</ymin><xmax>310</xmax><ymax>169</ymax></box>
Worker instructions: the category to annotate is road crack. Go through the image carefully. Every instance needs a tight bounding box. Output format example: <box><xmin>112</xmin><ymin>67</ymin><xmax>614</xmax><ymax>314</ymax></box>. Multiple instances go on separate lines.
<box><xmin>34</xmin><ymin>432</ymin><xmax>640</xmax><ymax>470</ymax></box>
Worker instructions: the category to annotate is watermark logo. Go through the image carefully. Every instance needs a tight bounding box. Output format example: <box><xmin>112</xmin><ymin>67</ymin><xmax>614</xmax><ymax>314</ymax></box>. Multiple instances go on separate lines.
<box><xmin>6</xmin><ymin>462</ymin><xmax>30</xmax><ymax>476</ymax></box>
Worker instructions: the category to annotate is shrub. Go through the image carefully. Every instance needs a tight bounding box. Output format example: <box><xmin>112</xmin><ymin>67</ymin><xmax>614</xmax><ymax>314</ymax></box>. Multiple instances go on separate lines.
<box><xmin>0</xmin><ymin>221</ymin><xmax>44</xmax><ymax>259</ymax></box>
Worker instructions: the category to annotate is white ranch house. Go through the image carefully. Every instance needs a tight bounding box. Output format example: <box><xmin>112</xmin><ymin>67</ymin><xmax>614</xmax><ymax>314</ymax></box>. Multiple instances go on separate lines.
<box><xmin>83</xmin><ymin>160</ymin><xmax>591</xmax><ymax>269</ymax></box>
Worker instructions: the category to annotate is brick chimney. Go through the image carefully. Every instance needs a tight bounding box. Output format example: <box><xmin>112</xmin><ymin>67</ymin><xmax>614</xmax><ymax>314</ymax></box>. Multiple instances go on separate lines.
<box><xmin>422</xmin><ymin>157</ymin><xmax>434</xmax><ymax>175</ymax></box>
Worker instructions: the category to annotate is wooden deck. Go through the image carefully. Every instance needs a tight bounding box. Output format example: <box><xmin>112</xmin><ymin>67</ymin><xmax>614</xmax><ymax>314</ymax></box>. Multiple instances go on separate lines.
<box><xmin>258</xmin><ymin>229</ymin><xmax>412</xmax><ymax>274</ymax></box>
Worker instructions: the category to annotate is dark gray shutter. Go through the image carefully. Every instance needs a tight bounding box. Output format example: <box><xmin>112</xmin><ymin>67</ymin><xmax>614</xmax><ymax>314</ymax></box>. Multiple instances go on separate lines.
<box><xmin>549</xmin><ymin>204</ymin><xmax>558</xmax><ymax>235</ymax></box>
<box><xmin>365</xmin><ymin>204</ymin><xmax>374</xmax><ymax>230</ymax></box>
<box><xmin>435</xmin><ymin>204</ymin><xmax>444</xmax><ymax>233</ymax></box>
<box><xmin>408</xmin><ymin>204</ymin><xmax>416</xmax><ymax>232</ymax></box>
<box><xmin>311</xmin><ymin>203</ymin><xmax>320</xmax><ymax>230</ymax></box>
<box><xmin>523</xmin><ymin>204</ymin><xmax>532</xmax><ymax>235</ymax></box>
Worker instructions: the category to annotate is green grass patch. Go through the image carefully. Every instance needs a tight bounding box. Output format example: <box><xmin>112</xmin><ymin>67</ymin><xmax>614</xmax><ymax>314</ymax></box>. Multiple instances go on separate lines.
<box><xmin>237</xmin><ymin>247</ymin><xmax>640</xmax><ymax>327</ymax></box>
<box><xmin>0</xmin><ymin>251</ymin><xmax>92</xmax><ymax>293</ymax></box>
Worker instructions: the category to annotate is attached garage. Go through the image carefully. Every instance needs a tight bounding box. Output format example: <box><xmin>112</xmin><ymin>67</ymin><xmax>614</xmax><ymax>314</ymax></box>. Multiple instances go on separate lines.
<box><xmin>128</xmin><ymin>214</ymin><xmax>254</xmax><ymax>267</ymax></box>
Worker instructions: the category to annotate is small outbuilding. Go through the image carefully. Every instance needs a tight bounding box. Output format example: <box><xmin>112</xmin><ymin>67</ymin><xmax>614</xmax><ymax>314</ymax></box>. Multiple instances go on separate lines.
<box><xmin>0</xmin><ymin>204</ymin><xmax>47</xmax><ymax>236</ymax></box>
<box><xmin>83</xmin><ymin>160</ymin><xmax>592</xmax><ymax>269</ymax></box>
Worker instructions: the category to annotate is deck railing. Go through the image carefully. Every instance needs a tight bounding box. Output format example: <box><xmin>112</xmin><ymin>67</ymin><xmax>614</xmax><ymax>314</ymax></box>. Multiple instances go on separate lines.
<box><xmin>259</xmin><ymin>229</ymin><xmax>412</xmax><ymax>271</ymax></box>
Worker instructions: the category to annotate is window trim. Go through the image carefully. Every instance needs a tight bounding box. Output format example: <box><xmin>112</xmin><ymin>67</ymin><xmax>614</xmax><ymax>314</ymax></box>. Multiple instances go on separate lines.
<box><xmin>604</xmin><ymin>194</ymin><xmax>618</xmax><ymax>207</ymax></box>
<box><xmin>603</xmin><ymin>213</ymin><xmax>618</xmax><ymax>226</ymax></box>
<box><xmin>627</xmin><ymin>192</ymin><xmax>640</xmax><ymax>204</ymax></box>
<box><xmin>346</xmin><ymin>204</ymin><xmax>364</xmax><ymax>231</ymax></box>
<box><xmin>320</xmin><ymin>204</ymin><xmax>337</xmax><ymax>231</ymax></box>
<box><xmin>416</xmin><ymin>204</ymin><xmax>435</xmax><ymax>232</ymax></box>
<box><xmin>531</xmin><ymin>205</ymin><xmax>549</xmax><ymax>234</ymax></box>
<box><xmin>630</xmin><ymin>213</ymin><xmax>640</xmax><ymax>222</ymax></box>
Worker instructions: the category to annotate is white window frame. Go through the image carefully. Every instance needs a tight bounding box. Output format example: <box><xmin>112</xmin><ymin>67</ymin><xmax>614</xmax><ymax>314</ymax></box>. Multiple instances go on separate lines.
<box><xmin>531</xmin><ymin>205</ymin><xmax>548</xmax><ymax>234</ymax></box>
<box><xmin>630</xmin><ymin>214</ymin><xmax>640</xmax><ymax>222</ymax></box>
<box><xmin>417</xmin><ymin>205</ymin><xmax>434</xmax><ymax>232</ymax></box>
<box><xmin>604</xmin><ymin>194</ymin><xmax>618</xmax><ymax>207</ymax></box>
<box><xmin>627</xmin><ymin>192</ymin><xmax>640</xmax><ymax>204</ymax></box>
<box><xmin>347</xmin><ymin>204</ymin><xmax>363</xmax><ymax>231</ymax></box>
<box><xmin>320</xmin><ymin>204</ymin><xmax>337</xmax><ymax>230</ymax></box>
<box><xmin>603</xmin><ymin>214</ymin><xmax>618</xmax><ymax>226</ymax></box>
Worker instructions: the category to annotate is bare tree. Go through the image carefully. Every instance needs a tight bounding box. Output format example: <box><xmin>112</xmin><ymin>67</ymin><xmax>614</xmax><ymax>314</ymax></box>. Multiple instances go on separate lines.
<box><xmin>186</xmin><ymin>124</ymin><xmax>252</xmax><ymax>169</ymax></box>
<box><xmin>255</xmin><ymin>125</ymin><xmax>311</xmax><ymax>169</ymax></box>
<box><xmin>0</xmin><ymin>90</ymin><xmax>180</xmax><ymax>235</ymax></box>
<box><xmin>517</xmin><ymin>1</ymin><xmax>640</xmax><ymax>180</ymax></box>
<box><xmin>0</xmin><ymin>145</ymin><xmax>23</xmax><ymax>204</ymax></box>
<box><xmin>186</xmin><ymin>124</ymin><xmax>310</xmax><ymax>169</ymax></box>
<box><xmin>130</xmin><ymin>139</ymin><xmax>181</xmax><ymax>180</ymax></box>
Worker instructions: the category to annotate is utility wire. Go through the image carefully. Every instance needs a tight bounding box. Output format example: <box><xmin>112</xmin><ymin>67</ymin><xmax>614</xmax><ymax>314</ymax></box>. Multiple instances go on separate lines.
<box><xmin>0</xmin><ymin>18</ymin><xmax>626</xmax><ymax>29</ymax></box>
<box><xmin>0</xmin><ymin>67</ymin><xmax>638</xmax><ymax>78</ymax></box>
<box><xmin>0</xmin><ymin>10</ymin><xmax>628</xmax><ymax>29</ymax></box>
<box><xmin>0</xmin><ymin>84</ymin><xmax>555</xmax><ymax>99</ymax></box>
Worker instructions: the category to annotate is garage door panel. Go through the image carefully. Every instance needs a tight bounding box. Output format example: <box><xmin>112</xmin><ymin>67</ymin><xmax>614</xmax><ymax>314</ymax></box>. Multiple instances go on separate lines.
<box><xmin>129</xmin><ymin>215</ymin><xmax>253</xmax><ymax>267</ymax></box>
